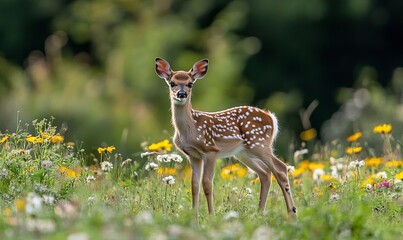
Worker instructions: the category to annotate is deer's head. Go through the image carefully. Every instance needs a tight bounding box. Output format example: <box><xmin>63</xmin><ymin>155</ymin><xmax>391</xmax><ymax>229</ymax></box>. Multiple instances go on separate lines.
<box><xmin>155</xmin><ymin>58</ymin><xmax>208</xmax><ymax>105</ymax></box>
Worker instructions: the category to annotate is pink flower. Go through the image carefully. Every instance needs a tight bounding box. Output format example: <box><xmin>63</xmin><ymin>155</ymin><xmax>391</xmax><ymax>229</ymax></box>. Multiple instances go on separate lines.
<box><xmin>376</xmin><ymin>180</ymin><xmax>392</xmax><ymax>188</ymax></box>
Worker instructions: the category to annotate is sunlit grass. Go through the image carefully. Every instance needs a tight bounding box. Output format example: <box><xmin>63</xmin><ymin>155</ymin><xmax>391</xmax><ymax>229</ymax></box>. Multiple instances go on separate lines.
<box><xmin>0</xmin><ymin>119</ymin><xmax>402</xmax><ymax>239</ymax></box>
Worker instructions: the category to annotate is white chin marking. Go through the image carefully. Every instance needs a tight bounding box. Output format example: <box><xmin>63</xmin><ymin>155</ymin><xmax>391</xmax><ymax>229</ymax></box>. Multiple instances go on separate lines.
<box><xmin>173</xmin><ymin>98</ymin><xmax>187</xmax><ymax>105</ymax></box>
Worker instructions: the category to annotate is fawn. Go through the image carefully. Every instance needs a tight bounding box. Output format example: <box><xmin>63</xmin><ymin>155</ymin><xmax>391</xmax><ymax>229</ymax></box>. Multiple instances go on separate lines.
<box><xmin>155</xmin><ymin>57</ymin><xmax>297</xmax><ymax>217</ymax></box>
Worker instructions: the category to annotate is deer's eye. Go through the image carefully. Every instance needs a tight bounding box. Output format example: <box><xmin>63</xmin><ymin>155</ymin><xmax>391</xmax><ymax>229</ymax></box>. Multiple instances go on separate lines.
<box><xmin>187</xmin><ymin>82</ymin><xmax>193</xmax><ymax>88</ymax></box>
<box><xmin>170</xmin><ymin>82</ymin><xmax>177</xmax><ymax>88</ymax></box>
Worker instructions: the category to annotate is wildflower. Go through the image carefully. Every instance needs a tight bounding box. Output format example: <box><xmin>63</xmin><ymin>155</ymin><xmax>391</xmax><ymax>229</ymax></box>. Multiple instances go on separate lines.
<box><xmin>51</xmin><ymin>134</ymin><xmax>64</xmax><ymax>144</ymax></box>
<box><xmin>97</xmin><ymin>146</ymin><xmax>116</xmax><ymax>154</ymax></box>
<box><xmin>345</xmin><ymin>146</ymin><xmax>362</xmax><ymax>155</ymax></box>
<box><xmin>313</xmin><ymin>168</ymin><xmax>325</xmax><ymax>181</ymax></box>
<box><xmin>86</xmin><ymin>175</ymin><xmax>96</xmax><ymax>183</ymax></box>
<box><xmin>320</xmin><ymin>175</ymin><xmax>337</xmax><ymax>182</ymax></box>
<box><xmin>365</xmin><ymin>157</ymin><xmax>382</xmax><ymax>167</ymax></box>
<box><xmin>223</xmin><ymin>210</ymin><xmax>239</xmax><ymax>221</ymax></box>
<box><xmin>308</xmin><ymin>162</ymin><xmax>324</xmax><ymax>170</ymax></box>
<box><xmin>54</xmin><ymin>200</ymin><xmax>78</xmax><ymax>219</ymax></box>
<box><xmin>299</xmin><ymin>128</ymin><xmax>317</xmax><ymax>141</ymax></box>
<box><xmin>396</xmin><ymin>171</ymin><xmax>403</xmax><ymax>180</ymax></box>
<box><xmin>294</xmin><ymin>149</ymin><xmax>308</xmax><ymax>161</ymax></box>
<box><xmin>287</xmin><ymin>165</ymin><xmax>295</xmax><ymax>173</ymax></box>
<box><xmin>121</xmin><ymin>158</ymin><xmax>132</xmax><ymax>167</ymax></box>
<box><xmin>162</xmin><ymin>175</ymin><xmax>175</xmax><ymax>185</ymax></box>
<box><xmin>348</xmin><ymin>160</ymin><xmax>365</xmax><ymax>169</ymax></box>
<box><xmin>101</xmin><ymin>161</ymin><xmax>113</xmax><ymax>172</ymax></box>
<box><xmin>25</xmin><ymin>192</ymin><xmax>43</xmax><ymax>215</ymax></box>
<box><xmin>329</xmin><ymin>193</ymin><xmax>340</xmax><ymax>201</ymax></box>
<box><xmin>346</xmin><ymin>132</ymin><xmax>362</xmax><ymax>142</ymax></box>
<box><xmin>157</xmin><ymin>154</ymin><xmax>171</xmax><ymax>162</ymax></box>
<box><xmin>365</xmin><ymin>184</ymin><xmax>373</xmax><ymax>191</ymax></box>
<box><xmin>148</xmin><ymin>139</ymin><xmax>172</xmax><ymax>152</ymax></box>
<box><xmin>59</xmin><ymin>166</ymin><xmax>81</xmax><ymax>178</ymax></box>
<box><xmin>376</xmin><ymin>180</ymin><xmax>392</xmax><ymax>188</ymax></box>
<box><xmin>0</xmin><ymin>168</ymin><xmax>9</xmax><ymax>179</ymax></box>
<box><xmin>41</xmin><ymin>160</ymin><xmax>53</xmax><ymax>170</ymax></box>
<box><xmin>244</xmin><ymin>187</ymin><xmax>253</xmax><ymax>198</ymax></box>
<box><xmin>385</xmin><ymin>160</ymin><xmax>403</xmax><ymax>168</ymax></box>
<box><xmin>373</xmin><ymin>123</ymin><xmax>392</xmax><ymax>134</ymax></box>
<box><xmin>140</xmin><ymin>152</ymin><xmax>154</xmax><ymax>158</ymax></box>
<box><xmin>26</xmin><ymin>136</ymin><xmax>43</xmax><ymax>144</ymax></box>
<box><xmin>376</xmin><ymin>171</ymin><xmax>387</xmax><ymax>179</ymax></box>
<box><xmin>156</xmin><ymin>167</ymin><xmax>177</xmax><ymax>175</ymax></box>
<box><xmin>0</xmin><ymin>135</ymin><xmax>8</xmax><ymax>143</ymax></box>
<box><xmin>170</xmin><ymin>154</ymin><xmax>183</xmax><ymax>163</ymax></box>
<box><xmin>220</xmin><ymin>163</ymin><xmax>248</xmax><ymax>180</ymax></box>
<box><xmin>145</xmin><ymin>162</ymin><xmax>159</xmax><ymax>171</ymax></box>
<box><xmin>15</xmin><ymin>198</ymin><xmax>26</xmax><ymax>213</ymax></box>
<box><xmin>292</xmin><ymin>167</ymin><xmax>306</xmax><ymax>178</ymax></box>
<box><xmin>43</xmin><ymin>195</ymin><xmax>55</xmax><ymax>205</ymax></box>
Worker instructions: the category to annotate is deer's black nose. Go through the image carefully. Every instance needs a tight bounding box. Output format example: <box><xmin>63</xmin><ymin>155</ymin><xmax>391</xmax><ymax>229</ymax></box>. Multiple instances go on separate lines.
<box><xmin>177</xmin><ymin>91</ymin><xmax>187</xmax><ymax>99</ymax></box>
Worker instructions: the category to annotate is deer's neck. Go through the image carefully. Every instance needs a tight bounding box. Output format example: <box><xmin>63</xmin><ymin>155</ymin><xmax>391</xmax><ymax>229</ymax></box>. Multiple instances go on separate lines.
<box><xmin>171</xmin><ymin>100</ymin><xmax>196</xmax><ymax>136</ymax></box>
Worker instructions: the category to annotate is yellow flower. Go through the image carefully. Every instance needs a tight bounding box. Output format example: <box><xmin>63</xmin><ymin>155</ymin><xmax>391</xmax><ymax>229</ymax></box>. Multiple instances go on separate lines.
<box><xmin>396</xmin><ymin>171</ymin><xmax>403</xmax><ymax>180</ymax></box>
<box><xmin>308</xmin><ymin>162</ymin><xmax>325</xmax><ymax>170</ymax></box>
<box><xmin>157</xmin><ymin>167</ymin><xmax>177</xmax><ymax>175</ymax></box>
<box><xmin>251</xmin><ymin>177</ymin><xmax>260</xmax><ymax>184</ymax></box>
<box><xmin>385</xmin><ymin>160</ymin><xmax>403</xmax><ymax>168</ymax></box>
<box><xmin>345</xmin><ymin>146</ymin><xmax>362</xmax><ymax>154</ymax></box>
<box><xmin>51</xmin><ymin>135</ymin><xmax>64</xmax><ymax>144</ymax></box>
<box><xmin>0</xmin><ymin>135</ymin><xmax>8</xmax><ymax>144</ymax></box>
<box><xmin>373</xmin><ymin>123</ymin><xmax>392</xmax><ymax>134</ymax></box>
<box><xmin>59</xmin><ymin>166</ymin><xmax>81</xmax><ymax>178</ymax></box>
<box><xmin>220</xmin><ymin>163</ymin><xmax>247</xmax><ymax>180</ymax></box>
<box><xmin>346</xmin><ymin>132</ymin><xmax>362</xmax><ymax>142</ymax></box>
<box><xmin>148</xmin><ymin>139</ymin><xmax>172</xmax><ymax>152</ymax></box>
<box><xmin>40</xmin><ymin>132</ymin><xmax>51</xmax><ymax>140</ymax></box>
<box><xmin>106</xmin><ymin>146</ymin><xmax>116</xmax><ymax>153</ymax></box>
<box><xmin>97</xmin><ymin>147</ymin><xmax>105</xmax><ymax>154</ymax></box>
<box><xmin>320</xmin><ymin>175</ymin><xmax>337</xmax><ymax>181</ymax></box>
<box><xmin>26</xmin><ymin>136</ymin><xmax>38</xmax><ymax>143</ymax></box>
<box><xmin>365</xmin><ymin>157</ymin><xmax>383</xmax><ymax>167</ymax></box>
<box><xmin>362</xmin><ymin>176</ymin><xmax>374</xmax><ymax>186</ymax></box>
<box><xmin>2</xmin><ymin>207</ymin><xmax>12</xmax><ymax>217</ymax></box>
<box><xmin>292</xmin><ymin>167</ymin><xmax>307</xmax><ymax>178</ymax></box>
<box><xmin>299</xmin><ymin>128</ymin><xmax>317</xmax><ymax>141</ymax></box>
<box><xmin>15</xmin><ymin>199</ymin><xmax>26</xmax><ymax>213</ymax></box>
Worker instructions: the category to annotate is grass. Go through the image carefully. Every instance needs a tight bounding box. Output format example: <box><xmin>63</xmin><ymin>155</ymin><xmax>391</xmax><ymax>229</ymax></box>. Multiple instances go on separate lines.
<box><xmin>0</xmin><ymin>119</ymin><xmax>402</xmax><ymax>240</ymax></box>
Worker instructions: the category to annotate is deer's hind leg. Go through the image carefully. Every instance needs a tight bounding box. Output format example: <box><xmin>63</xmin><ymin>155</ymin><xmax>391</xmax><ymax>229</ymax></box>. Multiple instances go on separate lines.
<box><xmin>236</xmin><ymin>152</ymin><xmax>272</xmax><ymax>211</ymax></box>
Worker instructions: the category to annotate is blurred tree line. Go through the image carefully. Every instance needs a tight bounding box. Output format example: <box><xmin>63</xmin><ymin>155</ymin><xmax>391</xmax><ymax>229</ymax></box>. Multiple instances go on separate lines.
<box><xmin>1</xmin><ymin>0</ymin><xmax>403</xmax><ymax>157</ymax></box>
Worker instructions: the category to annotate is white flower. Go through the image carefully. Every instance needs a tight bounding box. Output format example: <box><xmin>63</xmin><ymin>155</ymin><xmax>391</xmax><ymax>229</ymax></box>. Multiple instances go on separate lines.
<box><xmin>294</xmin><ymin>149</ymin><xmax>308</xmax><ymax>161</ymax></box>
<box><xmin>365</xmin><ymin>184</ymin><xmax>373</xmax><ymax>191</ymax></box>
<box><xmin>145</xmin><ymin>162</ymin><xmax>159</xmax><ymax>171</ymax></box>
<box><xmin>157</xmin><ymin>154</ymin><xmax>170</xmax><ymax>162</ymax></box>
<box><xmin>121</xmin><ymin>158</ymin><xmax>132</xmax><ymax>167</ymax></box>
<box><xmin>244</xmin><ymin>187</ymin><xmax>253</xmax><ymax>198</ymax></box>
<box><xmin>101</xmin><ymin>161</ymin><xmax>113</xmax><ymax>172</ymax></box>
<box><xmin>43</xmin><ymin>195</ymin><xmax>55</xmax><ymax>205</ymax></box>
<box><xmin>162</xmin><ymin>175</ymin><xmax>175</xmax><ymax>185</ymax></box>
<box><xmin>348</xmin><ymin>160</ymin><xmax>365</xmax><ymax>169</ymax></box>
<box><xmin>376</xmin><ymin>171</ymin><xmax>387</xmax><ymax>179</ymax></box>
<box><xmin>287</xmin><ymin>165</ymin><xmax>295</xmax><ymax>173</ymax></box>
<box><xmin>86</xmin><ymin>175</ymin><xmax>96</xmax><ymax>183</ymax></box>
<box><xmin>41</xmin><ymin>160</ymin><xmax>53</xmax><ymax>170</ymax></box>
<box><xmin>329</xmin><ymin>193</ymin><xmax>340</xmax><ymax>201</ymax></box>
<box><xmin>313</xmin><ymin>168</ymin><xmax>325</xmax><ymax>181</ymax></box>
<box><xmin>170</xmin><ymin>154</ymin><xmax>183</xmax><ymax>163</ymax></box>
<box><xmin>223</xmin><ymin>210</ymin><xmax>239</xmax><ymax>221</ymax></box>
<box><xmin>26</xmin><ymin>192</ymin><xmax>43</xmax><ymax>215</ymax></box>
<box><xmin>140</xmin><ymin>152</ymin><xmax>154</xmax><ymax>158</ymax></box>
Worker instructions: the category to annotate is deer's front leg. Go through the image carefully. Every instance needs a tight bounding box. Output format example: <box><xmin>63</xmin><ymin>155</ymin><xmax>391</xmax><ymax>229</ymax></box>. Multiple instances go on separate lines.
<box><xmin>190</xmin><ymin>157</ymin><xmax>203</xmax><ymax>217</ymax></box>
<box><xmin>202</xmin><ymin>152</ymin><xmax>217</xmax><ymax>215</ymax></box>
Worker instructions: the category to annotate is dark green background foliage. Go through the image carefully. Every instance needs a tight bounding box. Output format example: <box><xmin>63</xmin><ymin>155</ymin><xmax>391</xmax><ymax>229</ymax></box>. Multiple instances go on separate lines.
<box><xmin>1</xmin><ymin>0</ymin><xmax>403</xmax><ymax>156</ymax></box>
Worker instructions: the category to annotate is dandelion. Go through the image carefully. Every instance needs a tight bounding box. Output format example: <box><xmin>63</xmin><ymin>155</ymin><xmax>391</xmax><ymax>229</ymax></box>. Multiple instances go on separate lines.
<box><xmin>373</xmin><ymin>123</ymin><xmax>392</xmax><ymax>134</ymax></box>
<box><xmin>145</xmin><ymin>162</ymin><xmax>159</xmax><ymax>171</ymax></box>
<box><xmin>101</xmin><ymin>161</ymin><xmax>113</xmax><ymax>172</ymax></box>
<box><xmin>345</xmin><ymin>146</ymin><xmax>362</xmax><ymax>155</ymax></box>
<box><xmin>346</xmin><ymin>132</ymin><xmax>362</xmax><ymax>142</ymax></box>
<box><xmin>0</xmin><ymin>135</ymin><xmax>8</xmax><ymax>143</ymax></box>
<box><xmin>162</xmin><ymin>175</ymin><xmax>175</xmax><ymax>185</ymax></box>
<box><xmin>148</xmin><ymin>139</ymin><xmax>172</xmax><ymax>152</ymax></box>
<box><xmin>299</xmin><ymin>128</ymin><xmax>317</xmax><ymax>141</ymax></box>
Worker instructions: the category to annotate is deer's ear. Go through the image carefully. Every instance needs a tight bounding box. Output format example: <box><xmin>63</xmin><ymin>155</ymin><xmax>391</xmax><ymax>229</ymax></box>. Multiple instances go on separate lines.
<box><xmin>190</xmin><ymin>59</ymin><xmax>208</xmax><ymax>79</ymax></box>
<box><xmin>155</xmin><ymin>57</ymin><xmax>172</xmax><ymax>79</ymax></box>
